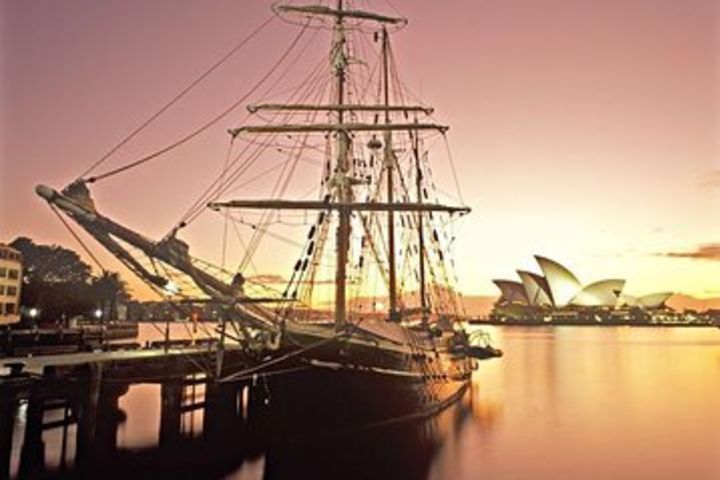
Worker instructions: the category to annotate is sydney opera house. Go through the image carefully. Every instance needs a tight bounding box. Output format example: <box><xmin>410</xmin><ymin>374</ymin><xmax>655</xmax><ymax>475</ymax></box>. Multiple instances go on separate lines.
<box><xmin>490</xmin><ymin>256</ymin><xmax>674</xmax><ymax>324</ymax></box>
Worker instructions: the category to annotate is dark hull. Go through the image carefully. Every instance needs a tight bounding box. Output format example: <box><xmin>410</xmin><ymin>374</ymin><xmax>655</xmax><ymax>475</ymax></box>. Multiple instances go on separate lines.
<box><xmin>260</xmin><ymin>325</ymin><xmax>473</xmax><ymax>439</ymax></box>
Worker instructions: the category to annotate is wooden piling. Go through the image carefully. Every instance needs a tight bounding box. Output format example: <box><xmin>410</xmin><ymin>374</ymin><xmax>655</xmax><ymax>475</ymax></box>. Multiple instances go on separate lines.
<box><xmin>59</xmin><ymin>406</ymin><xmax>70</xmax><ymax>473</ymax></box>
<box><xmin>0</xmin><ymin>344</ymin><xmax>257</xmax><ymax>475</ymax></box>
<box><xmin>203</xmin><ymin>380</ymin><xmax>238</xmax><ymax>440</ymax></box>
<box><xmin>75</xmin><ymin>362</ymin><xmax>102</xmax><ymax>474</ymax></box>
<box><xmin>159</xmin><ymin>378</ymin><xmax>184</xmax><ymax>447</ymax></box>
<box><xmin>0</xmin><ymin>396</ymin><xmax>15</xmax><ymax>480</ymax></box>
<box><xmin>18</xmin><ymin>390</ymin><xmax>45</xmax><ymax>479</ymax></box>
<box><xmin>95</xmin><ymin>383</ymin><xmax>126</xmax><ymax>457</ymax></box>
<box><xmin>245</xmin><ymin>380</ymin><xmax>270</xmax><ymax>439</ymax></box>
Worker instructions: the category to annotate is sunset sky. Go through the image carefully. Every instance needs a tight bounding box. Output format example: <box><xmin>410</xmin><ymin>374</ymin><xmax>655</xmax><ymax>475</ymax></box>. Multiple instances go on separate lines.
<box><xmin>2</xmin><ymin>0</ymin><xmax>718</xmax><ymax>300</ymax></box>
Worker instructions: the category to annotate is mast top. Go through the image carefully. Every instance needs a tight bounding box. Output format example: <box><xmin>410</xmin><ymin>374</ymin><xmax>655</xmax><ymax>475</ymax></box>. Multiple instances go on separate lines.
<box><xmin>275</xmin><ymin>4</ymin><xmax>407</xmax><ymax>26</ymax></box>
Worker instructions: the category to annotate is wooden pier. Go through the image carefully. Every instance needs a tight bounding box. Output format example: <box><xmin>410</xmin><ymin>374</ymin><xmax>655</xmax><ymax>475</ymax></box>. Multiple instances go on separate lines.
<box><xmin>0</xmin><ymin>323</ymin><xmax>139</xmax><ymax>357</ymax></box>
<box><xmin>0</xmin><ymin>343</ymin><xmax>268</xmax><ymax>479</ymax></box>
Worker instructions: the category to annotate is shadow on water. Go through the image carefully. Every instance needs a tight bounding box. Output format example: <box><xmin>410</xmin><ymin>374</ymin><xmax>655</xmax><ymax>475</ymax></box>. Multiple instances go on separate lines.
<box><xmin>261</xmin><ymin>413</ymin><xmax>456</xmax><ymax>480</ymax></box>
<box><xmin>4</xmin><ymin>324</ymin><xmax>491</xmax><ymax>480</ymax></box>
<box><xmin>13</xmin><ymin>379</ymin><xmax>476</xmax><ymax>480</ymax></box>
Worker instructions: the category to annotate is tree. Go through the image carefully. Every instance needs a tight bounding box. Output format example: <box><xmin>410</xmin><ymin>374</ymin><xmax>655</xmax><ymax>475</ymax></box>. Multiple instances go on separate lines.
<box><xmin>10</xmin><ymin>237</ymin><xmax>92</xmax><ymax>284</ymax></box>
<box><xmin>91</xmin><ymin>271</ymin><xmax>130</xmax><ymax>320</ymax></box>
<box><xmin>9</xmin><ymin>237</ymin><xmax>130</xmax><ymax>324</ymax></box>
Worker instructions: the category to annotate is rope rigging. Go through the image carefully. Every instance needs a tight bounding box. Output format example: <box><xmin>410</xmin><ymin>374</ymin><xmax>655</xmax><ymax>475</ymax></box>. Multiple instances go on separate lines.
<box><xmin>79</xmin><ymin>14</ymin><xmax>276</xmax><ymax>181</ymax></box>
<box><xmin>200</xmin><ymin>15</ymin><xmax>466</xmax><ymax>319</ymax></box>
<box><xmin>52</xmin><ymin>2</ymin><xmax>469</xmax><ymax>326</ymax></box>
<box><xmin>49</xmin><ymin>204</ymin><xmax>107</xmax><ymax>274</ymax></box>
<box><xmin>177</xmin><ymin>33</ymin><xmax>329</xmax><ymax>229</ymax></box>
<box><xmin>205</xmin><ymin>61</ymin><xmax>332</xmax><ymax>277</ymax></box>
<box><xmin>83</xmin><ymin>18</ymin><xmax>311</xmax><ymax>184</ymax></box>
<box><xmin>31</xmin><ymin>2</ymin><xmax>502</xmax><ymax>392</ymax></box>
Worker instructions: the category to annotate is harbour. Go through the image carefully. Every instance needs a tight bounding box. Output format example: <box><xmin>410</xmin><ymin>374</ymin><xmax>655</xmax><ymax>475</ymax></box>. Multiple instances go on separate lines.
<box><xmin>3</xmin><ymin>0</ymin><xmax>718</xmax><ymax>478</ymax></box>
<box><xmin>0</xmin><ymin>341</ymin><xmax>258</xmax><ymax>479</ymax></box>
<box><xmin>15</xmin><ymin>0</ymin><xmax>505</xmax><ymax>468</ymax></box>
<box><xmin>2</xmin><ymin>325</ymin><xmax>718</xmax><ymax>479</ymax></box>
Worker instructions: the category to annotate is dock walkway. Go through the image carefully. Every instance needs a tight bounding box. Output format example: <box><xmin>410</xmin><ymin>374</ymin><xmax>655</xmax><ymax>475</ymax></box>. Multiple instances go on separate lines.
<box><xmin>0</xmin><ymin>343</ymin><xmax>262</xmax><ymax>480</ymax></box>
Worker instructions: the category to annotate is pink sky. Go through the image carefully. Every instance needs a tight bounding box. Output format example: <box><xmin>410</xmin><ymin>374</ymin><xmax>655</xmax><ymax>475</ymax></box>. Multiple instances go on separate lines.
<box><xmin>1</xmin><ymin>0</ymin><xmax>718</xmax><ymax>299</ymax></box>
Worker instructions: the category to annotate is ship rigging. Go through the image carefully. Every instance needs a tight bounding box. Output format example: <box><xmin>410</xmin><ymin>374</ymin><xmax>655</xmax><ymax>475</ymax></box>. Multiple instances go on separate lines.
<box><xmin>36</xmin><ymin>1</ymin><xmax>500</xmax><ymax>430</ymax></box>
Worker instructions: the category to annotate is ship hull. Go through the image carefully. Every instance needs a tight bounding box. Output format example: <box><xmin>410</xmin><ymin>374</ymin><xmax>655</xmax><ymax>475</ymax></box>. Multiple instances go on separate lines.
<box><xmin>258</xmin><ymin>325</ymin><xmax>473</xmax><ymax>439</ymax></box>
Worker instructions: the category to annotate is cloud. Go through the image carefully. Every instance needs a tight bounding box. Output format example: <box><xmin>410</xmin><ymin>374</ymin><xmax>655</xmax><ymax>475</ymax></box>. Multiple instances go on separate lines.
<box><xmin>660</xmin><ymin>243</ymin><xmax>720</xmax><ymax>261</ymax></box>
<box><xmin>698</xmin><ymin>170</ymin><xmax>720</xmax><ymax>189</ymax></box>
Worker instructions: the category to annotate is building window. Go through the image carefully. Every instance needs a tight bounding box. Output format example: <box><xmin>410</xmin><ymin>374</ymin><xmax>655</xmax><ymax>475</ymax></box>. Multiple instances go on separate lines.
<box><xmin>5</xmin><ymin>303</ymin><xmax>15</xmax><ymax>314</ymax></box>
<box><xmin>0</xmin><ymin>286</ymin><xmax>4</xmax><ymax>295</ymax></box>
<box><xmin>0</xmin><ymin>268</ymin><xmax>6</xmax><ymax>278</ymax></box>
<box><xmin>7</xmin><ymin>286</ymin><xmax>17</xmax><ymax>296</ymax></box>
<box><xmin>8</xmin><ymin>269</ymin><xmax>19</xmax><ymax>280</ymax></box>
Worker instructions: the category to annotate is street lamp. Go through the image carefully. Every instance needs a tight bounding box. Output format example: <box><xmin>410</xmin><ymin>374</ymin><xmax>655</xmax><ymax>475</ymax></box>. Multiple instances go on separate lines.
<box><xmin>164</xmin><ymin>280</ymin><xmax>179</xmax><ymax>296</ymax></box>
<box><xmin>94</xmin><ymin>308</ymin><xmax>103</xmax><ymax>320</ymax></box>
<box><xmin>28</xmin><ymin>307</ymin><xmax>39</xmax><ymax>319</ymax></box>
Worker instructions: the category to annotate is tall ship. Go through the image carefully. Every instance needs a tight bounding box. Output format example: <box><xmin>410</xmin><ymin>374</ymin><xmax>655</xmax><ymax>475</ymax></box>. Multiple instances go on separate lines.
<box><xmin>35</xmin><ymin>1</ymin><xmax>501</xmax><ymax>433</ymax></box>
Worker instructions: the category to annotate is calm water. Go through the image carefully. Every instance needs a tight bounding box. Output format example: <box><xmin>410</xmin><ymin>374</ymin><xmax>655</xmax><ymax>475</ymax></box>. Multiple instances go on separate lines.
<box><xmin>441</xmin><ymin>326</ymin><xmax>720</xmax><ymax>480</ymax></box>
<box><xmin>10</xmin><ymin>325</ymin><xmax>720</xmax><ymax>479</ymax></box>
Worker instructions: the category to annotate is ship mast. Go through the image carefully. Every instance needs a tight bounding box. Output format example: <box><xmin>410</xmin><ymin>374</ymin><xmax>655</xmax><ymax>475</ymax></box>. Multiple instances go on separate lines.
<box><xmin>412</xmin><ymin>129</ymin><xmax>428</xmax><ymax>326</ymax></box>
<box><xmin>333</xmin><ymin>0</ymin><xmax>351</xmax><ymax>328</ymax></box>
<box><xmin>35</xmin><ymin>2</ymin><xmax>477</xmax><ymax>342</ymax></box>
<box><xmin>215</xmin><ymin>3</ymin><xmax>469</xmax><ymax>324</ymax></box>
<box><xmin>382</xmin><ymin>27</ymin><xmax>399</xmax><ymax>322</ymax></box>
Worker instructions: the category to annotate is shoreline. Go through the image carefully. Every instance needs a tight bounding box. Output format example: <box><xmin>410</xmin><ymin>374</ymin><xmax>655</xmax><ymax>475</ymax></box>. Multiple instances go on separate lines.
<box><xmin>470</xmin><ymin>320</ymin><xmax>718</xmax><ymax>328</ymax></box>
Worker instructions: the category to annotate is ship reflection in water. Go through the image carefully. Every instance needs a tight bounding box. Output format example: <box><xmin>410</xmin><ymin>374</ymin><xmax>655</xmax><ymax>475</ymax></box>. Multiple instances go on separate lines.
<box><xmin>9</xmin><ymin>325</ymin><xmax>720</xmax><ymax>479</ymax></box>
<box><xmin>20</xmin><ymin>371</ymin><xmax>480</xmax><ymax>480</ymax></box>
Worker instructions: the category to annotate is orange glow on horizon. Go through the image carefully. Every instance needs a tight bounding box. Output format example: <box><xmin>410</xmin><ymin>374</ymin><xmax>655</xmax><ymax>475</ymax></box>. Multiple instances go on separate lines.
<box><xmin>2</xmin><ymin>0</ymin><xmax>718</xmax><ymax>302</ymax></box>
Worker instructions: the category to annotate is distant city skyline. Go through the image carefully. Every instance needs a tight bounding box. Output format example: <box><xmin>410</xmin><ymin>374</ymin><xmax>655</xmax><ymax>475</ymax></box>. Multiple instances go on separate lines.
<box><xmin>2</xmin><ymin>0</ymin><xmax>718</xmax><ymax>300</ymax></box>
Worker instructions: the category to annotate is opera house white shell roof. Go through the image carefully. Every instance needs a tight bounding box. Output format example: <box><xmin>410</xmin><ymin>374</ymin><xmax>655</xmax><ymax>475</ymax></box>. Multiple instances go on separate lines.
<box><xmin>571</xmin><ymin>279</ymin><xmax>625</xmax><ymax>307</ymax></box>
<box><xmin>535</xmin><ymin>256</ymin><xmax>581</xmax><ymax>307</ymax></box>
<box><xmin>493</xmin><ymin>280</ymin><xmax>528</xmax><ymax>304</ymax></box>
<box><xmin>494</xmin><ymin>257</ymin><xmax>672</xmax><ymax>310</ymax></box>
<box><xmin>620</xmin><ymin>292</ymin><xmax>674</xmax><ymax>309</ymax></box>
<box><xmin>517</xmin><ymin>271</ymin><xmax>553</xmax><ymax>307</ymax></box>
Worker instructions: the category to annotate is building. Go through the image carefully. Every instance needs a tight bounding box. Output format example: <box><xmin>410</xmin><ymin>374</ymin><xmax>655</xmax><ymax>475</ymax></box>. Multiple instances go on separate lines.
<box><xmin>0</xmin><ymin>244</ymin><xmax>23</xmax><ymax>325</ymax></box>
<box><xmin>491</xmin><ymin>255</ymin><xmax>674</xmax><ymax>324</ymax></box>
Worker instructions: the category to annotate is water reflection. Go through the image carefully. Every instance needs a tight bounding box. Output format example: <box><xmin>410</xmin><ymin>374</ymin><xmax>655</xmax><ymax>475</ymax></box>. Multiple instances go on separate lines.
<box><xmin>262</xmin><ymin>422</ymin><xmax>437</xmax><ymax>480</ymax></box>
<box><xmin>26</xmin><ymin>387</ymin><xmax>477</xmax><ymax>480</ymax></box>
<box><xmin>7</xmin><ymin>325</ymin><xmax>720</xmax><ymax>479</ymax></box>
<box><xmin>449</xmin><ymin>326</ymin><xmax>720</xmax><ymax>480</ymax></box>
